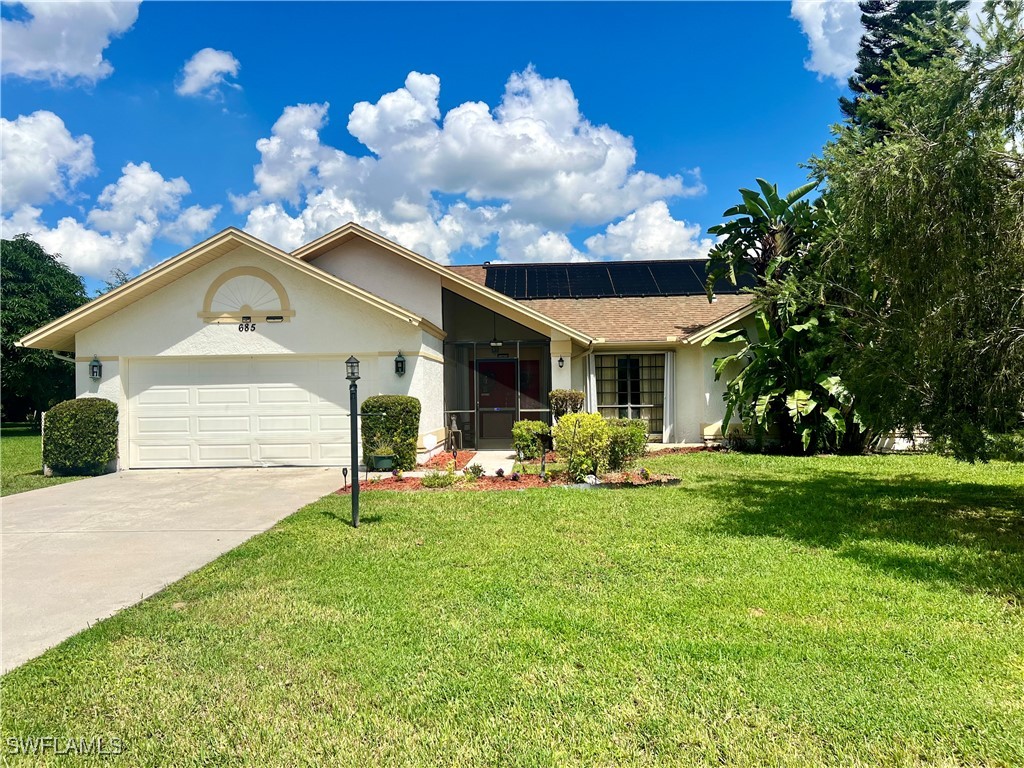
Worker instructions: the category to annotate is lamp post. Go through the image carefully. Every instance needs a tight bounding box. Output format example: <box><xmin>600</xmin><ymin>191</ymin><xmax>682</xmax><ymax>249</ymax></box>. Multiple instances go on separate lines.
<box><xmin>346</xmin><ymin>355</ymin><xmax>361</xmax><ymax>528</ymax></box>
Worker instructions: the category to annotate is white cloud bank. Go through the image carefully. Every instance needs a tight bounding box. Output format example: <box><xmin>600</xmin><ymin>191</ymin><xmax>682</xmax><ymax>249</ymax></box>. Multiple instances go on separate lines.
<box><xmin>1</xmin><ymin>109</ymin><xmax>219</xmax><ymax>278</ymax></box>
<box><xmin>234</xmin><ymin>67</ymin><xmax>711</xmax><ymax>263</ymax></box>
<box><xmin>3</xmin><ymin>161</ymin><xmax>220</xmax><ymax>278</ymax></box>
<box><xmin>1</xmin><ymin>0</ymin><xmax>140</xmax><ymax>84</ymax></box>
<box><xmin>0</xmin><ymin>111</ymin><xmax>97</xmax><ymax>210</ymax></box>
<box><xmin>790</xmin><ymin>0</ymin><xmax>863</xmax><ymax>83</ymax></box>
<box><xmin>176</xmin><ymin>48</ymin><xmax>241</xmax><ymax>98</ymax></box>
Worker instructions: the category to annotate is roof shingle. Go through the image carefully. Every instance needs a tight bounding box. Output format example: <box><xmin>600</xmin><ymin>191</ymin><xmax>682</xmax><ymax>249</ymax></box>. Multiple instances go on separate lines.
<box><xmin>446</xmin><ymin>264</ymin><xmax>752</xmax><ymax>342</ymax></box>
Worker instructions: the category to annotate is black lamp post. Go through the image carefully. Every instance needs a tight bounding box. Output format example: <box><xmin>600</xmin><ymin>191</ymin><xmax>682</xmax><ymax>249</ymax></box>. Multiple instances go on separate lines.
<box><xmin>346</xmin><ymin>355</ymin><xmax>360</xmax><ymax>528</ymax></box>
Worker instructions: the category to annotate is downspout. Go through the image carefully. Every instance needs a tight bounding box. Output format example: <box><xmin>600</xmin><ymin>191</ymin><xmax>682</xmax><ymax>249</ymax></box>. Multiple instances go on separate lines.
<box><xmin>52</xmin><ymin>351</ymin><xmax>75</xmax><ymax>363</ymax></box>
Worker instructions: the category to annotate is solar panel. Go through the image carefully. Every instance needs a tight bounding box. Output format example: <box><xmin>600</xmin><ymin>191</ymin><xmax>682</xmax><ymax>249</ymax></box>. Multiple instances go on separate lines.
<box><xmin>483</xmin><ymin>260</ymin><xmax>749</xmax><ymax>299</ymax></box>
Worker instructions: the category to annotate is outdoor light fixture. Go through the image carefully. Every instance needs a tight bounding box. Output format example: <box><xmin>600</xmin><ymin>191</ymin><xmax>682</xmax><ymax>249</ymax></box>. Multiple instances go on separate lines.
<box><xmin>558</xmin><ymin>356</ymin><xmax>565</xmax><ymax>369</ymax></box>
<box><xmin>241</xmin><ymin>315</ymin><xmax>252</xmax><ymax>323</ymax></box>
<box><xmin>346</xmin><ymin>355</ymin><xmax>360</xmax><ymax>382</ymax></box>
<box><xmin>89</xmin><ymin>356</ymin><xmax>102</xmax><ymax>380</ymax></box>
<box><xmin>394</xmin><ymin>351</ymin><xmax>406</xmax><ymax>376</ymax></box>
<box><xmin>489</xmin><ymin>312</ymin><xmax>503</xmax><ymax>350</ymax></box>
<box><xmin>266</xmin><ymin>315</ymin><xmax>284</xmax><ymax>323</ymax></box>
<box><xmin>346</xmin><ymin>355</ymin><xmax>361</xmax><ymax>528</ymax></box>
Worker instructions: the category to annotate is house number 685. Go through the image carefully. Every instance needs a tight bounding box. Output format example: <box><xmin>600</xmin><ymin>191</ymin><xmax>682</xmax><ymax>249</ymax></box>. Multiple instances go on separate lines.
<box><xmin>238</xmin><ymin>322</ymin><xmax>256</xmax><ymax>332</ymax></box>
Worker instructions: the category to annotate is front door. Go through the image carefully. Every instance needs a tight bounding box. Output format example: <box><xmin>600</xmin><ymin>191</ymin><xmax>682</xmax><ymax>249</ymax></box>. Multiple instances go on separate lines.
<box><xmin>477</xmin><ymin>358</ymin><xmax>518</xmax><ymax>449</ymax></box>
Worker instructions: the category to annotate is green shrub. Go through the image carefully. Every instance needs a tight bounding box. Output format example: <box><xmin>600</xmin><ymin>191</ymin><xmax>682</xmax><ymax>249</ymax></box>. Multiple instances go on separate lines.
<box><xmin>549</xmin><ymin>389</ymin><xmax>584</xmax><ymax>420</ymax></box>
<box><xmin>361</xmin><ymin>395</ymin><xmax>420</xmax><ymax>471</ymax></box>
<box><xmin>422</xmin><ymin>461</ymin><xmax>458</xmax><ymax>488</ymax></box>
<box><xmin>988</xmin><ymin>431</ymin><xmax>1024</xmax><ymax>462</ymax></box>
<box><xmin>465</xmin><ymin>462</ymin><xmax>485</xmax><ymax>479</ymax></box>
<box><xmin>552</xmin><ymin>412</ymin><xmax>611</xmax><ymax>482</ymax></box>
<box><xmin>607</xmin><ymin>418</ymin><xmax>648</xmax><ymax>470</ymax></box>
<box><xmin>512</xmin><ymin>419</ymin><xmax>549</xmax><ymax>460</ymax></box>
<box><xmin>43</xmin><ymin>398</ymin><xmax>118</xmax><ymax>475</ymax></box>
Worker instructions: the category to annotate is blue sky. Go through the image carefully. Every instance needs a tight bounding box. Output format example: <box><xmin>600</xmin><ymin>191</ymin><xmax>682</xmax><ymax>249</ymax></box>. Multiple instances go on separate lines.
<box><xmin>1</xmin><ymin>1</ymin><xmax>866</xmax><ymax>291</ymax></box>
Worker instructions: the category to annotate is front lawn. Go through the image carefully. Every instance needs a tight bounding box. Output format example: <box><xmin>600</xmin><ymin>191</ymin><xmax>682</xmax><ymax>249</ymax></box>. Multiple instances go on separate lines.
<box><xmin>2</xmin><ymin>453</ymin><xmax>1022</xmax><ymax>766</ymax></box>
<box><xmin>0</xmin><ymin>423</ymin><xmax>88</xmax><ymax>496</ymax></box>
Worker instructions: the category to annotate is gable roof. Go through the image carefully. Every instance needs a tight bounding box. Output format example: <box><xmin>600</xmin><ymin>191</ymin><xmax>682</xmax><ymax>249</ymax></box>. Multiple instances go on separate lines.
<box><xmin>291</xmin><ymin>222</ymin><xmax>593</xmax><ymax>345</ymax></box>
<box><xmin>18</xmin><ymin>227</ymin><xmax>443</xmax><ymax>353</ymax></box>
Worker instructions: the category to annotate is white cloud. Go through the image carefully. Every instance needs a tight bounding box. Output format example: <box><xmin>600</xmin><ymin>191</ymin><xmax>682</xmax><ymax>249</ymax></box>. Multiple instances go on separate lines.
<box><xmin>584</xmin><ymin>201</ymin><xmax>714</xmax><ymax>261</ymax></box>
<box><xmin>1</xmin><ymin>162</ymin><xmax>220</xmax><ymax>278</ymax></box>
<box><xmin>236</xmin><ymin>67</ymin><xmax>707</xmax><ymax>263</ymax></box>
<box><xmin>496</xmin><ymin>222</ymin><xmax>585</xmax><ymax>263</ymax></box>
<box><xmin>790</xmin><ymin>0</ymin><xmax>863</xmax><ymax>83</ymax></box>
<box><xmin>176</xmin><ymin>48</ymin><xmax>241</xmax><ymax>98</ymax></box>
<box><xmin>0</xmin><ymin>111</ymin><xmax>96</xmax><ymax>209</ymax></box>
<box><xmin>1</xmin><ymin>1</ymin><xmax>140</xmax><ymax>84</ymax></box>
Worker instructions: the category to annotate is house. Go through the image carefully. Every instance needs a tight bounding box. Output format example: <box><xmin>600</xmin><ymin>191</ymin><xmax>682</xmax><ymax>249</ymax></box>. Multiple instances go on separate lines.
<box><xmin>18</xmin><ymin>223</ymin><xmax>753</xmax><ymax>469</ymax></box>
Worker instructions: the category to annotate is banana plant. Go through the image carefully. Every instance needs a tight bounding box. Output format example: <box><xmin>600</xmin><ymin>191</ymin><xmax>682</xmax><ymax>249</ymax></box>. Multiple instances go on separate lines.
<box><xmin>705</xmin><ymin>178</ymin><xmax>819</xmax><ymax>300</ymax></box>
<box><xmin>704</xmin><ymin>313</ymin><xmax>861</xmax><ymax>453</ymax></box>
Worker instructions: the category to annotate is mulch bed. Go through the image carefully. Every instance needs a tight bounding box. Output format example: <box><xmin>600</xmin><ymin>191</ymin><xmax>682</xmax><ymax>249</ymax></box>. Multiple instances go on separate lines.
<box><xmin>646</xmin><ymin>445</ymin><xmax>709</xmax><ymax>456</ymax></box>
<box><xmin>336</xmin><ymin>473</ymin><xmax>550</xmax><ymax>493</ymax></box>
<box><xmin>600</xmin><ymin>470</ymin><xmax>681</xmax><ymax>488</ymax></box>
<box><xmin>417</xmin><ymin>450</ymin><xmax>476</xmax><ymax>471</ymax></box>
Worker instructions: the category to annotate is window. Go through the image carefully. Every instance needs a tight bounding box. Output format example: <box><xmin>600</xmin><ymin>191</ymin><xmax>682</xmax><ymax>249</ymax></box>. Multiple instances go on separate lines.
<box><xmin>595</xmin><ymin>354</ymin><xmax>664</xmax><ymax>440</ymax></box>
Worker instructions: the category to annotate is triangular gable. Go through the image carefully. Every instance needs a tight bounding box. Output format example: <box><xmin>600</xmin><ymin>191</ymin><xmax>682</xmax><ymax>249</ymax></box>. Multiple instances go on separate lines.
<box><xmin>19</xmin><ymin>227</ymin><xmax>441</xmax><ymax>353</ymax></box>
<box><xmin>292</xmin><ymin>222</ymin><xmax>593</xmax><ymax>345</ymax></box>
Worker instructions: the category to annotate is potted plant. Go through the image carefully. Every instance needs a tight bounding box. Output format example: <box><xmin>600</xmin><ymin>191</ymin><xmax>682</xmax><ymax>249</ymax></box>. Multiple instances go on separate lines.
<box><xmin>368</xmin><ymin>437</ymin><xmax>397</xmax><ymax>471</ymax></box>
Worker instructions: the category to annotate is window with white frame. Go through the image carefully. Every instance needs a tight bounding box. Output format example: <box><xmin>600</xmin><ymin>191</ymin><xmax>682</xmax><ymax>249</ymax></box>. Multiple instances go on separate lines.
<box><xmin>595</xmin><ymin>354</ymin><xmax>665</xmax><ymax>440</ymax></box>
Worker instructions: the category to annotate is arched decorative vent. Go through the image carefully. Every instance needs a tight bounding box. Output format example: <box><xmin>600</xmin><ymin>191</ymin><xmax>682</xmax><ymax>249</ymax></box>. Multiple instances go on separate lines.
<box><xmin>199</xmin><ymin>267</ymin><xmax>295</xmax><ymax>323</ymax></box>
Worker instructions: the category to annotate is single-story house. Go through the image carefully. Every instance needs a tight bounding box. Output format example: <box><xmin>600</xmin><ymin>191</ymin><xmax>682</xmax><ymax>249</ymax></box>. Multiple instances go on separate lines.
<box><xmin>19</xmin><ymin>223</ymin><xmax>753</xmax><ymax>469</ymax></box>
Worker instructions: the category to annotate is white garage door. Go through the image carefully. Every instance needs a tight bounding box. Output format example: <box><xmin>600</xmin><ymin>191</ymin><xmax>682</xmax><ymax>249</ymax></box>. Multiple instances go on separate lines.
<box><xmin>127</xmin><ymin>357</ymin><xmax>349</xmax><ymax>468</ymax></box>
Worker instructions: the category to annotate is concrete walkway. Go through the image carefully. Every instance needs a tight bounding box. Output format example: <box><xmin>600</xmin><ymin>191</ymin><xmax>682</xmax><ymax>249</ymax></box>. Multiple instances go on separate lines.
<box><xmin>1</xmin><ymin>467</ymin><xmax>339</xmax><ymax>672</ymax></box>
<box><xmin>467</xmin><ymin>450</ymin><xmax>518</xmax><ymax>475</ymax></box>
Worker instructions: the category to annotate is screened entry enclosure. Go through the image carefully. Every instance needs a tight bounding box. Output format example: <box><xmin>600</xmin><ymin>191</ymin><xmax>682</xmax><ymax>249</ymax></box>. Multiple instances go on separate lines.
<box><xmin>444</xmin><ymin>342</ymin><xmax>551</xmax><ymax>449</ymax></box>
<box><xmin>596</xmin><ymin>353</ymin><xmax>666</xmax><ymax>440</ymax></box>
<box><xmin>443</xmin><ymin>290</ymin><xmax>551</xmax><ymax>449</ymax></box>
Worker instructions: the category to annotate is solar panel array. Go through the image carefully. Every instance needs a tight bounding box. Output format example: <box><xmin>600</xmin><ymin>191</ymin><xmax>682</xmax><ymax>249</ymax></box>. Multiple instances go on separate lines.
<box><xmin>483</xmin><ymin>261</ymin><xmax>747</xmax><ymax>300</ymax></box>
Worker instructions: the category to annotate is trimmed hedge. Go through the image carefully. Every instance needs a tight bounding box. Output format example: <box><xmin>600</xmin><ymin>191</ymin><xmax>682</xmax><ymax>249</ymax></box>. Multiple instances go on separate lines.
<box><xmin>43</xmin><ymin>398</ymin><xmax>118</xmax><ymax>475</ymax></box>
<box><xmin>361</xmin><ymin>395</ymin><xmax>421</xmax><ymax>471</ymax></box>
<box><xmin>607</xmin><ymin>418</ymin><xmax>648</xmax><ymax>470</ymax></box>
<box><xmin>512</xmin><ymin>420</ymin><xmax>550</xmax><ymax>460</ymax></box>
<box><xmin>549</xmin><ymin>389</ymin><xmax>584</xmax><ymax>420</ymax></box>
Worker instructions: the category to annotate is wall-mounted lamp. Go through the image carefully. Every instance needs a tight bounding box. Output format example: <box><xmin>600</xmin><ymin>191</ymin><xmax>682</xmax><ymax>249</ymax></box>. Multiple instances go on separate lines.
<box><xmin>89</xmin><ymin>356</ymin><xmax>103</xmax><ymax>381</ymax></box>
<box><xmin>558</xmin><ymin>356</ymin><xmax>565</xmax><ymax>369</ymax></box>
<box><xmin>241</xmin><ymin>315</ymin><xmax>252</xmax><ymax>323</ymax></box>
<box><xmin>394</xmin><ymin>351</ymin><xmax>406</xmax><ymax>376</ymax></box>
<box><xmin>266</xmin><ymin>315</ymin><xmax>284</xmax><ymax>323</ymax></box>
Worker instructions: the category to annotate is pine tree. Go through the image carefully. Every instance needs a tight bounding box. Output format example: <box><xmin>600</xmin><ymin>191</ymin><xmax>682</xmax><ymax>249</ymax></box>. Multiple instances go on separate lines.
<box><xmin>839</xmin><ymin>0</ymin><xmax>968</xmax><ymax>122</ymax></box>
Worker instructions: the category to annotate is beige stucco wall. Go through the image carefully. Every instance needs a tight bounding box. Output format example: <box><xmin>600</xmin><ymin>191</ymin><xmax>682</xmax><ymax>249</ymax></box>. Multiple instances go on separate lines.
<box><xmin>73</xmin><ymin>244</ymin><xmax>444</xmax><ymax>467</ymax></box>
<box><xmin>309</xmin><ymin>239</ymin><xmax>443</xmax><ymax>328</ymax></box>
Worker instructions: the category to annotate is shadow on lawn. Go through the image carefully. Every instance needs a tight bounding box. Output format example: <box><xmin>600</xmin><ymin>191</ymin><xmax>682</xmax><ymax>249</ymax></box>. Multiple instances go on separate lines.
<box><xmin>704</xmin><ymin>468</ymin><xmax>1024</xmax><ymax>599</ymax></box>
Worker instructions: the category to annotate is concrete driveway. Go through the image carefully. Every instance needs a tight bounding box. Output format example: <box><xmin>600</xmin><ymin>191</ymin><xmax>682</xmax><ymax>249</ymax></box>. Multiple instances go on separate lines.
<box><xmin>1</xmin><ymin>467</ymin><xmax>340</xmax><ymax>673</ymax></box>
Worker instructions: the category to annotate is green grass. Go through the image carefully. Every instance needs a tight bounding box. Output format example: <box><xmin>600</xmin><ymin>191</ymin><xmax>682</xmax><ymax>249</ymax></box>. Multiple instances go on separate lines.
<box><xmin>0</xmin><ymin>423</ymin><xmax>88</xmax><ymax>496</ymax></box>
<box><xmin>2</xmin><ymin>453</ymin><xmax>1023</xmax><ymax>766</ymax></box>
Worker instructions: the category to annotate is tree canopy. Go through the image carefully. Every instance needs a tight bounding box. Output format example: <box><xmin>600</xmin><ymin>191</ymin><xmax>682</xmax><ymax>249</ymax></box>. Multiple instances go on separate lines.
<box><xmin>839</xmin><ymin>0</ymin><xmax>969</xmax><ymax>124</ymax></box>
<box><xmin>1</xmin><ymin>236</ymin><xmax>88</xmax><ymax>421</ymax></box>
<box><xmin>814</xmin><ymin>0</ymin><xmax>1024</xmax><ymax>459</ymax></box>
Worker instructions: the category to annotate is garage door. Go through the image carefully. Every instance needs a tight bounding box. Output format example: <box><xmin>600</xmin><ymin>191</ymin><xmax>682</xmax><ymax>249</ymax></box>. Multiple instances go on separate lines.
<box><xmin>127</xmin><ymin>357</ymin><xmax>349</xmax><ymax>468</ymax></box>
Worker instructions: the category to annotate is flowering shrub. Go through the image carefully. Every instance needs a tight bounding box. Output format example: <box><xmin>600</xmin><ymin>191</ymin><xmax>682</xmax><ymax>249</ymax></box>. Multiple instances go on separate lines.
<box><xmin>495</xmin><ymin>468</ymin><xmax>505</xmax><ymax>478</ymax></box>
<box><xmin>510</xmin><ymin>472</ymin><xmax>521</xmax><ymax>482</ymax></box>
